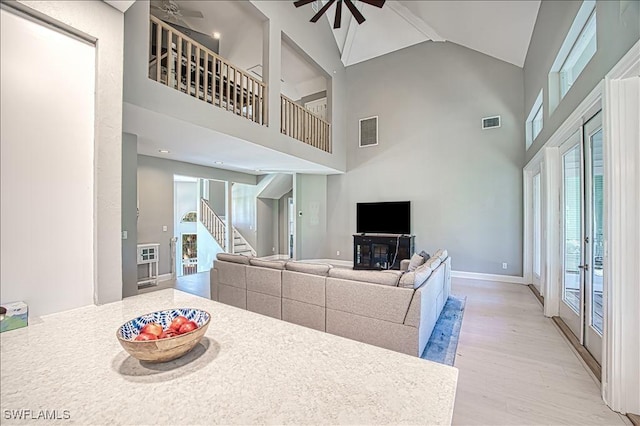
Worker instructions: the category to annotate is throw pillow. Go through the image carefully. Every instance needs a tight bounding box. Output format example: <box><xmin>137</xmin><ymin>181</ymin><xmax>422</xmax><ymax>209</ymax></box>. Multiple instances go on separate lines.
<box><xmin>408</xmin><ymin>253</ymin><xmax>425</xmax><ymax>271</ymax></box>
<box><xmin>419</xmin><ymin>250</ymin><xmax>431</xmax><ymax>261</ymax></box>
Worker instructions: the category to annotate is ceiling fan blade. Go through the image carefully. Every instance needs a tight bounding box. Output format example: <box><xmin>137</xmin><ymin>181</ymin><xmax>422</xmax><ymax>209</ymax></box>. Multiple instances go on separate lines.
<box><xmin>293</xmin><ymin>0</ymin><xmax>315</xmax><ymax>7</ymax></box>
<box><xmin>150</xmin><ymin>4</ymin><xmax>164</xmax><ymax>12</ymax></box>
<box><xmin>150</xmin><ymin>0</ymin><xmax>166</xmax><ymax>7</ymax></box>
<box><xmin>333</xmin><ymin>0</ymin><xmax>343</xmax><ymax>29</ymax></box>
<box><xmin>180</xmin><ymin>10</ymin><xmax>204</xmax><ymax>18</ymax></box>
<box><xmin>344</xmin><ymin>0</ymin><xmax>365</xmax><ymax>24</ymax></box>
<box><xmin>359</xmin><ymin>0</ymin><xmax>385</xmax><ymax>7</ymax></box>
<box><xmin>311</xmin><ymin>0</ymin><xmax>336</xmax><ymax>23</ymax></box>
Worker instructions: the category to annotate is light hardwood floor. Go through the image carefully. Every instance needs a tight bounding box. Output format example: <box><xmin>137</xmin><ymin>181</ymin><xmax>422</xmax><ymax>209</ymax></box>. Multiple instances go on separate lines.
<box><xmin>451</xmin><ymin>278</ymin><xmax>628</xmax><ymax>425</ymax></box>
<box><xmin>138</xmin><ymin>272</ymin><xmax>628</xmax><ymax>425</ymax></box>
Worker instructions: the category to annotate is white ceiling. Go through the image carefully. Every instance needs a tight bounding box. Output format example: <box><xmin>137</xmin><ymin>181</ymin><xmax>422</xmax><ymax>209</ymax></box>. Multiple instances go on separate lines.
<box><xmin>124</xmin><ymin>102</ymin><xmax>340</xmax><ymax>176</ymax></box>
<box><xmin>321</xmin><ymin>0</ymin><xmax>540</xmax><ymax>67</ymax></box>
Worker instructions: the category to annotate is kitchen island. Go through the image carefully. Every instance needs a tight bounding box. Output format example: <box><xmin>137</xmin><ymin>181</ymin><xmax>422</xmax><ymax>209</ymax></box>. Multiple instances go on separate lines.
<box><xmin>0</xmin><ymin>289</ymin><xmax>458</xmax><ymax>425</ymax></box>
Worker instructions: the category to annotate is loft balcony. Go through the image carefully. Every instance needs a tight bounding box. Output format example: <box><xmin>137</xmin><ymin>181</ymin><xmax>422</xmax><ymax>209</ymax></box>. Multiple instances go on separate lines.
<box><xmin>148</xmin><ymin>16</ymin><xmax>267</xmax><ymax>126</ymax></box>
<box><xmin>147</xmin><ymin>16</ymin><xmax>332</xmax><ymax>154</ymax></box>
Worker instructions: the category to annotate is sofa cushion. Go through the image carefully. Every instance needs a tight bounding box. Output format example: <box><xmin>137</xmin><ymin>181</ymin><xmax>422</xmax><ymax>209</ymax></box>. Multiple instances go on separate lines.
<box><xmin>433</xmin><ymin>248</ymin><xmax>448</xmax><ymax>262</ymax></box>
<box><xmin>419</xmin><ymin>250</ymin><xmax>431</xmax><ymax>261</ymax></box>
<box><xmin>217</xmin><ymin>252</ymin><xmax>251</xmax><ymax>265</ymax></box>
<box><xmin>425</xmin><ymin>256</ymin><xmax>442</xmax><ymax>270</ymax></box>
<box><xmin>328</xmin><ymin>268</ymin><xmax>402</xmax><ymax>287</ymax></box>
<box><xmin>414</xmin><ymin>264</ymin><xmax>433</xmax><ymax>288</ymax></box>
<box><xmin>398</xmin><ymin>271</ymin><xmax>415</xmax><ymax>288</ymax></box>
<box><xmin>282</xmin><ymin>271</ymin><xmax>325</xmax><ymax>306</ymax></box>
<box><xmin>285</xmin><ymin>261</ymin><xmax>332</xmax><ymax>276</ymax></box>
<box><xmin>249</xmin><ymin>258</ymin><xmax>286</xmax><ymax>270</ymax></box>
<box><xmin>407</xmin><ymin>253</ymin><xmax>425</xmax><ymax>272</ymax></box>
<box><xmin>326</xmin><ymin>278</ymin><xmax>414</xmax><ymax>324</ymax></box>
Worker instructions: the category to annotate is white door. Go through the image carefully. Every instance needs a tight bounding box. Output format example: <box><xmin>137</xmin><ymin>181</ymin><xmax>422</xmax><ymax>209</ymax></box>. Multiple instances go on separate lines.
<box><xmin>559</xmin><ymin>129</ymin><xmax>584</xmax><ymax>340</ymax></box>
<box><xmin>583</xmin><ymin>111</ymin><xmax>603</xmax><ymax>363</ymax></box>
<box><xmin>532</xmin><ymin>172</ymin><xmax>542</xmax><ymax>292</ymax></box>
<box><xmin>558</xmin><ymin>111</ymin><xmax>603</xmax><ymax>365</ymax></box>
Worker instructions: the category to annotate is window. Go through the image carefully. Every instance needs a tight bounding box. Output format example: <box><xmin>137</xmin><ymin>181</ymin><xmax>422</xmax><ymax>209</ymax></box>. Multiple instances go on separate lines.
<box><xmin>549</xmin><ymin>1</ymin><xmax>597</xmax><ymax>112</ymax></box>
<box><xmin>526</xmin><ymin>90</ymin><xmax>544</xmax><ymax>149</ymax></box>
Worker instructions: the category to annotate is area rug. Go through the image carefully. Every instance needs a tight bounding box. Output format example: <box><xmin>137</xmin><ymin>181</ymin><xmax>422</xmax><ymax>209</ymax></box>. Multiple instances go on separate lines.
<box><xmin>420</xmin><ymin>295</ymin><xmax>467</xmax><ymax>366</ymax></box>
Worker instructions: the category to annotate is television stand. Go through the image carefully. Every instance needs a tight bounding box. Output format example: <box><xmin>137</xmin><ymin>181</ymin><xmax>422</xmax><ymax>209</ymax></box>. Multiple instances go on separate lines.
<box><xmin>353</xmin><ymin>234</ymin><xmax>415</xmax><ymax>270</ymax></box>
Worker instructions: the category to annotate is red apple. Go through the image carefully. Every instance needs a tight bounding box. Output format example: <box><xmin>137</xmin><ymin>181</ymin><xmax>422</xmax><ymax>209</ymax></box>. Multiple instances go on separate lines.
<box><xmin>169</xmin><ymin>316</ymin><xmax>189</xmax><ymax>332</ymax></box>
<box><xmin>159</xmin><ymin>329</ymin><xmax>179</xmax><ymax>339</ymax></box>
<box><xmin>178</xmin><ymin>321</ymin><xmax>198</xmax><ymax>334</ymax></box>
<box><xmin>135</xmin><ymin>332</ymin><xmax>158</xmax><ymax>341</ymax></box>
<box><xmin>140</xmin><ymin>322</ymin><xmax>163</xmax><ymax>337</ymax></box>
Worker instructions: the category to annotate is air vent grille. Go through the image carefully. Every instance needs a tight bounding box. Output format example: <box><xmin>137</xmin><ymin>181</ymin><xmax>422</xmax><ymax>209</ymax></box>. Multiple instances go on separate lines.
<box><xmin>359</xmin><ymin>116</ymin><xmax>378</xmax><ymax>147</ymax></box>
<box><xmin>482</xmin><ymin>116</ymin><xmax>501</xmax><ymax>129</ymax></box>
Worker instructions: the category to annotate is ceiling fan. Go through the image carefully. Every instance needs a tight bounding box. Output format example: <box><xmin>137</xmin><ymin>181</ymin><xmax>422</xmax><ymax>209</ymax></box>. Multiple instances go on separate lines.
<box><xmin>151</xmin><ymin>0</ymin><xmax>204</xmax><ymax>27</ymax></box>
<box><xmin>294</xmin><ymin>0</ymin><xmax>385</xmax><ymax>29</ymax></box>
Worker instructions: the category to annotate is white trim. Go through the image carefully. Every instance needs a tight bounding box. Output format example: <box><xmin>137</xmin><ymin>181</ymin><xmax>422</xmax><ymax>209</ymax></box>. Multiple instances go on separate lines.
<box><xmin>158</xmin><ymin>273</ymin><xmax>173</xmax><ymax>283</ymax></box>
<box><xmin>524</xmin><ymin>82</ymin><xmax>602</xmax><ymax>170</ymax></box>
<box><xmin>451</xmin><ymin>270</ymin><xmax>526</xmax><ymax>285</ymax></box>
<box><xmin>601</xmin><ymin>40</ymin><xmax>640</xmax><ymax>415</ymax></box>
<box><xmin>523</xmin><ymin>168</ymin><xmax>533</xmax><ymax>285</ymax></box>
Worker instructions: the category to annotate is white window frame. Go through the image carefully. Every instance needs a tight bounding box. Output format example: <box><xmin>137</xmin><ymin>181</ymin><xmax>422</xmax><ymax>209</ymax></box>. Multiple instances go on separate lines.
<box><xmin>526</xmin><ymin>90</ymin><xmax>544</xmax><ymax>149</ymax></box>
<box><xmin>548</xmin><ymin>0</ymin><xmax>597</xmax><ymax>113</ymax></box>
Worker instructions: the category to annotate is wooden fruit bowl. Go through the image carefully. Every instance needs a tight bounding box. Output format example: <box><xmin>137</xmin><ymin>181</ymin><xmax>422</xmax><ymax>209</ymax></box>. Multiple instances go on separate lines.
<box><xmin>116</xmin><ymin>308</ymin><xmax>210</xmax><ymax>363</ymax></box>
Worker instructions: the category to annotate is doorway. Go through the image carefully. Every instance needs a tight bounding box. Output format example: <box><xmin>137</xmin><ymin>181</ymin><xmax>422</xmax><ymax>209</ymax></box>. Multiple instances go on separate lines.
<box><xmin>558</xmin><ymin>111</ymin><xmax>603</xmax><ymax>365</ymax></box>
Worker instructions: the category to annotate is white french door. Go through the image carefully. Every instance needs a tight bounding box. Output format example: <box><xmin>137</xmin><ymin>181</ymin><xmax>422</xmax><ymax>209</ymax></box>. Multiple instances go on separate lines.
<box><xmin>558</xmin><ymin>111</ymin><xmax>603</xmax><ymax>365</ymax></box>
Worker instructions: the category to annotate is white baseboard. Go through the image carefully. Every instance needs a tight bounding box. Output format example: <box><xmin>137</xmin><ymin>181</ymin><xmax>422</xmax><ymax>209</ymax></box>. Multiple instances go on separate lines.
<box><xmin>158</xmin><ymin>273</ymin><xmax>173</xmax><ymax>282</ymax></box>
<box><xmin>451</xmin><ymin>270</ymin><xmax>527</xmax><ymax>285</ymax></box>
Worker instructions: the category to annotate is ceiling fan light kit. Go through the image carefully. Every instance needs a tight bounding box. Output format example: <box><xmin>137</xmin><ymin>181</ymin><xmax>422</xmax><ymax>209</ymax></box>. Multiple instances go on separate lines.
<box><xmin>294</xmin><ymin>0</ymin><xmax>386</xmax><ymax>29</ymax></box>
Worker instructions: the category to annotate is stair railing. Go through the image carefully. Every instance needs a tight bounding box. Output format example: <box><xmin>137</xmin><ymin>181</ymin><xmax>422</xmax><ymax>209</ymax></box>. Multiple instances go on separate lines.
<box><xmin>149</xmin><ymin>16</ymin><xmax>267</xmax><ymax>125</ymax></box>
<box><xmin>200</xmin><ymin>198</ymin><xmax>226</xmax><ymax>250</ymax></box>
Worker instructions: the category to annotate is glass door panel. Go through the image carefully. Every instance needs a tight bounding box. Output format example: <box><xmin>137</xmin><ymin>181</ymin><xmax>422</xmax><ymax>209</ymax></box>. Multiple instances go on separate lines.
<box><xmin>590</xmin><ymin>128</ymin><xmax>604</xmax><ymax>335</ymax></box>
<box><xmin>563</xmin><ymin>145</ymin><xmax>582</xmax><ymax>314</ymax></box>
<box><xmin>533</xmin><ymin>172</ymin><xmax>542</xmax><ymax>290</ymax></box>
<box><xmin>559</xmin><ymin>129</ymin><xmax>583</xmax><ymax>340</ymax></box>
<box><xmin>584</xmin><ymin>111</ymin><xmax>603</xmax><ymax>364</ymax></box>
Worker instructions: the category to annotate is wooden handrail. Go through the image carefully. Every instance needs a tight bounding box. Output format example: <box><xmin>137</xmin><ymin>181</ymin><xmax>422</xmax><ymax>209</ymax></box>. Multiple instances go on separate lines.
<box><xmin>200</xmin><ymin>198</ymin><xmax>226</xmax><ymax>250</ymax></box>
<box><xmin>280</xmin><ymin>94</ymin><xmax>331</xmax><ymax>153</ymax></box>
<box><xmin>149</xmin><ymin>16</ymin><xmax>267</xmax><ymax>125</ymax></box>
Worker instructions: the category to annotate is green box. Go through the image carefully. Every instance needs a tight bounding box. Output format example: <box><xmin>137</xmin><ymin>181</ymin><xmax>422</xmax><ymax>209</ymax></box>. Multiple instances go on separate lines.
<box><xmin>0</xmin><ymin>301</ymin><xmax>28</xmax><ymax>333</ymax></box>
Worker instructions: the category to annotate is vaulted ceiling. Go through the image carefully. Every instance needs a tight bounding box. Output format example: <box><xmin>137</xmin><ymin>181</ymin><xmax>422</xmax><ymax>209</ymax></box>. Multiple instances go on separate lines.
<box><xmin>317</xmin><ymin>0</ymin><xmax>541</xmax><ymax>67</ymax></box>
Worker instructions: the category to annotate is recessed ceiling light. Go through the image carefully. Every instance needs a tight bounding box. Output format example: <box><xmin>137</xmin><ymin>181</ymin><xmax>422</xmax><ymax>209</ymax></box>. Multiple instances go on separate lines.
<box><xmin>213</xmin><ymin>32</ymin><xmax>221</xmax><ymax>39</ymax></box>
<box><xmin>214</xmin><ymin>161</ymin><xmax>223</xmax><ymax>165</ymax></box>
<box><xmin>255</xmin><ymin>169</ymin><xmax>261</xmax><ymax>172</ymax></box>
<box><xmin>159</xmin><ymin>149</ymin><xmax>170</xmax><ymax>154</ymax></box>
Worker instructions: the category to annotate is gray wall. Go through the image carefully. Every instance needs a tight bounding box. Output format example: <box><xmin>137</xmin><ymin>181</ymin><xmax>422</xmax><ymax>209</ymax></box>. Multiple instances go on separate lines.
<box><xmin>257</xmin><ymin>197</ymin><xmax>279</xmax><ymax>257</ymax></box>
<box><xmin>524</xmin><ymin>0</ymin><xmax>640</xmax><ymax>162</ymax></box>
<box><xmin>326</xmin><ymin>41</ymin><xmax>525</xmax><ymax>275</ymax></box>
<box><xmin>208</xmin><ymin>179</ymin><xmax>226</xmax><ymax>216</ymax></box>
<box><xmin>137</xmin><ymin>155</ymin><xmax>255</xmax><ymax>274</ymax></box>
<box><xmin>295</xmin><ymin>174</ymin><xmax>328</xmax><ymax>260</ymax></box>
<box><xmin>122</xmin><ymin>133</ymin><xmax>138</xmax><ymax>297</ymax></box>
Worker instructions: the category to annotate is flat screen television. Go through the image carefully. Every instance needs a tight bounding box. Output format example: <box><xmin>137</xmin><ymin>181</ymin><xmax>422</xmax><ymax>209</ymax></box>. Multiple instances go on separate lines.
<box><xmin>356</xmin><ymin>201</ymin><xmax>411</xmax><ymax>235</ymax></box>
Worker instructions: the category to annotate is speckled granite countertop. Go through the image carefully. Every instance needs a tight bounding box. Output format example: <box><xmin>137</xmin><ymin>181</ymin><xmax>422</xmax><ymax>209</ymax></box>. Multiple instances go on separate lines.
<box><xmin>0</xmin><ymin>289</ymin><xmax>458</xmax><ymax>425</ymax></box>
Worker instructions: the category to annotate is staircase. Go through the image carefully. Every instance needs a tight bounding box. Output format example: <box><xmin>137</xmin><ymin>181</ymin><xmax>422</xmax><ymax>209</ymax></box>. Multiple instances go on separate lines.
<box><xmin>200</xmin><ymin>198</ymin><xmax>256</xmax><ymax>256</ymax></box>
<box><xmin>232</xmin><ymin>229</ymin><xmax>255</xmax><ymax>256</ymax></box>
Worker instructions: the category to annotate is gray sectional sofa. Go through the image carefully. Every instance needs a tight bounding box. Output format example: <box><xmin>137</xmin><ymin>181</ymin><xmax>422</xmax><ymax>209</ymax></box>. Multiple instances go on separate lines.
<box><xmin>210</xmin><ymin>249</ymin><xmax>451</xmax><ymax>357</ymax></box>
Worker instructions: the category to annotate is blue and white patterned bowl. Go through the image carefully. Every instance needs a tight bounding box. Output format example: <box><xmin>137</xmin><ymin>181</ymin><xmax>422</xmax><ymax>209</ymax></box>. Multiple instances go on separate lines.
<box><xmin>116</xmin><ymin>308</ymin><xmax>210</xmax><ymax>363</ymax></box>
